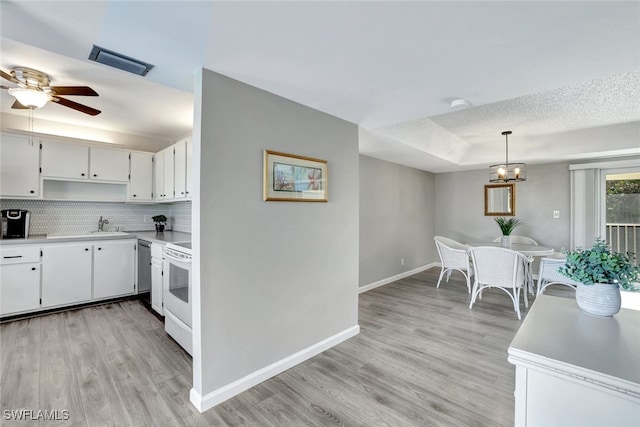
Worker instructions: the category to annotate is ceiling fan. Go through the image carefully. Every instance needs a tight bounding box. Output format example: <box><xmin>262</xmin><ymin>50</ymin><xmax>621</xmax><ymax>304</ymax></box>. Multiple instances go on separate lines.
<box><xmin>1</xmin><ymin>67</ymin><xmax>101</xmax><ymax>116</ymax></box>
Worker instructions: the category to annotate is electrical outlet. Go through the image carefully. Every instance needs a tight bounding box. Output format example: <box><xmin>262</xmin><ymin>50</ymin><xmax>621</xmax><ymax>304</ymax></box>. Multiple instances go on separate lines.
<box><xmin>401</xmin><ymin>258</ymin><xmax>405</xmax><ymax>266</ymax></box>
<box><xmin>553</xmin><ymin>210</ymin><xmax>560</xmax><ymax>219</ymax></box>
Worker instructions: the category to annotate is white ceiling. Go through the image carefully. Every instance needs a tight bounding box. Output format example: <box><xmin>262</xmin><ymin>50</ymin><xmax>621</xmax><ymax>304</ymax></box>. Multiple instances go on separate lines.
<box><xmin>1</xmin><ymin>1</ymin><xmax>639</xmax><ymax>171</ymax></box>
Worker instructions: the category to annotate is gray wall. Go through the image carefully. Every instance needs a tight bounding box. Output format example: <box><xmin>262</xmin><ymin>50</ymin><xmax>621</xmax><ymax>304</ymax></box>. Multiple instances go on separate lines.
<box><xmin>435</xmin><ymin>162</ymin><xmax>572</xmax><ymax>252</ymax></box>
<box><xmin>359</xmin><ymin>155</ymin><xmax>436</xmax><ymax>286</ymax></box>
<box><xmin>194</xmin><ymin>70</ymin><xmax>359</xmax><ymax>397</ymax></box>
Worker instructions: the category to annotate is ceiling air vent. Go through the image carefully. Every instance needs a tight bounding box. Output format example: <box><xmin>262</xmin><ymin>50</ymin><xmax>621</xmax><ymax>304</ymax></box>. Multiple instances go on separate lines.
<box><xmin>88</xmin><ymin>45</ymin><xmax>154</xmax><ymax>76</ymax></box>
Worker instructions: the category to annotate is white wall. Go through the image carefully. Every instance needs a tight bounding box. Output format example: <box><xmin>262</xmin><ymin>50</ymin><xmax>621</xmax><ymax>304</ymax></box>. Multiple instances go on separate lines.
<box><xmin>191</xmin><ymin>69</ymin><xmax>359</xmax><ymax>411</ymax></box>
<box><xmin>435</xmin><ymin>162</ymin><xmax>572</xmax><ymax>252</ymax></box>
<box><xmin>359</xmin><ymin>155</ymin><xmax>436</xmax><ymax>288</ymax></box>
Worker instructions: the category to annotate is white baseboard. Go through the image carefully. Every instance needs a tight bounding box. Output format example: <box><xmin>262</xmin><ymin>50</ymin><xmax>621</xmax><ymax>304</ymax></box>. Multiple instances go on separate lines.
<box><xmin>359</xmin><ymin>262</ymin><xmax>438</xmax><ymax>294</ymax></box>
<box><xmin>190</xmin><ymin>324</ymin><xmax>360</xmax><ymax>413</ymax></box>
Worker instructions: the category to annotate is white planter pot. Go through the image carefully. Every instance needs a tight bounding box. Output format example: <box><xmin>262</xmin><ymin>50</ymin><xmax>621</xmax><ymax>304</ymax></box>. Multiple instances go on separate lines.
<box><xmin>501</xmin><ymin>235</ymin><xmax>511</xmax><ymax>249</ymax></box>
<box><xmin>575</xmin><ymin>282</ymin><xmax>621</xmax><ymax>317</ymax></box>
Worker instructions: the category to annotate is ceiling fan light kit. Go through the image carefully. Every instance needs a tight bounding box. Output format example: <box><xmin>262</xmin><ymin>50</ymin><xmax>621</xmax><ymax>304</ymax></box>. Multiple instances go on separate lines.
<box><xmin>8</xmin><ymin>87</ymin><xmax>52</xmax><ymax>109</ymax></box>
<box><xmin>2</xmin><ymin>67</ymin><xmax>101</xmax><ymax>115</ymax></box>
<box><xmin>489</xmin><ymin>130</ymin><xmax>527</xmax><ymax>183</ymax></box>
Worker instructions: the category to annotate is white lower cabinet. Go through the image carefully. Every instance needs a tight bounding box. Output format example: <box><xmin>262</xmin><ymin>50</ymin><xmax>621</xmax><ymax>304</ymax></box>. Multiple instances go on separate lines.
<box><xmin>151</xmin><ymin>243</ymin><xmax>164</xmax><ymax>315</ymax></box>
<box><xmin>94</xmin><ymin>240</ymin><xmax>136</xmax><ymax>299</ymax></box>
<box><xmin>0</xmin><ymin>245</ymin><xmax>41</xmax><ymax>316</ymax></box>
<box><xmin>42</xmin><ymin>243</ymin><xmax>93</xmax><ymax>308</ymax></box>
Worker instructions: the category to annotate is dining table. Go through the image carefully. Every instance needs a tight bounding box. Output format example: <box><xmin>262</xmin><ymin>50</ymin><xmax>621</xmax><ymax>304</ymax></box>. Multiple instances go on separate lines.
<box><xmin>466</xmin><ymin>242</ymin><xmax>555</xmax><ymax>257</ymax></box>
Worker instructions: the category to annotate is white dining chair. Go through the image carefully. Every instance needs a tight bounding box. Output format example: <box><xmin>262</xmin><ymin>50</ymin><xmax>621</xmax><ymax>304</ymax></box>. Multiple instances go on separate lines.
<box><xmin>492</xmin><ymin>235</ymin><xmax>539</xmax><ymax>245</ymax></box>
<box><xmin>492</xmin><ymin>235</ymin><xmax>537</xmax><ymax>294</ymax></box>
<box><xmin>537</xmin><ymin>253</ymin><xmax>580</xmax><ymax>296</ymax></box>
<box><xmin>468</xmin><ymin>246</ymin><xmax>532</xmax><ymax>320</ymax></box>
<box><xmin>434</xmin><ymin>236</ymin><xmax>473</xmax><ymax>293</ymax></box>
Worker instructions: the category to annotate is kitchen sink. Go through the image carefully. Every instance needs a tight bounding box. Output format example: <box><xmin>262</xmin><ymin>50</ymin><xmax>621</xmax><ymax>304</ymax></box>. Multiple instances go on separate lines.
<box><xmin>47</xmin><ymin>231</ymin><xmax>129</xmax><ymax>239</ymax></box>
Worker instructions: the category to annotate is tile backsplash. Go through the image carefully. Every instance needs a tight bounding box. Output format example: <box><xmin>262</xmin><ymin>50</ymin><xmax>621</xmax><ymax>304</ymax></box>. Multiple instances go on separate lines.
<box><xmin>0</xmin><ymin>199</ymin><xmax>192</xmax><ymax>235</ymax></box>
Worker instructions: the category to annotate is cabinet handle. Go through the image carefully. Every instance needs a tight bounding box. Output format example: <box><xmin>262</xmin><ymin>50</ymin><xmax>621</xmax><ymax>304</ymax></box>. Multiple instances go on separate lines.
<box><xmin>3</xmin><ymin>255</ymin><xmax>22</xmax><ymax>259</ymax></box>
<box><xmin>133</xmin><ymin>194</ymin><xmax>137</xmax><ymax>197</ymax></box>
<box><xmin>81</xmin><ymin>173</ymin><xmax>86</xmax><ymax>176</ymax></box>
<box><xmin>30</xmin><ymin>190</ymin><xmax>35</xmax><ymax>194</ymax></box>
<box><xmin>31</xmin><ymin>267</ymin><xmax>36</xmax><ymax>271</ymax></box>
<box><xmin>98</xmin><ymin>247</ymin><xmax>102</xmax><ymax>251</ymax></box>
<box><xmin>181</xmin><ymin>192</ymin><xmax>184</xmax><ymax>195</ymax></box>
<box><xmin>93</xmin><ymin>174</ymin><xmax>98</xmax><ymax>177</ymax></box>
<box><xmin>84</xmin><ymin>248</ymin><xmax>89</xmax><ymax>251</ymax></box>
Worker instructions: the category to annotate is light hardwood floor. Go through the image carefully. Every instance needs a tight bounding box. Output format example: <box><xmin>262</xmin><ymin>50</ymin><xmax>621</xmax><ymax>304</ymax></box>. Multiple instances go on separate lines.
<box><xmin>0</xmin><ymin>268</ymin><xmax>572</xmax><ymax>426</ymax></box>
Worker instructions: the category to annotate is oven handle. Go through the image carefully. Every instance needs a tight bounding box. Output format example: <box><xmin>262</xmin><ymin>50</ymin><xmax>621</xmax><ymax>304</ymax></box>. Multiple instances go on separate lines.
<box><xmin>163</xmin><ymin>250</ymin><xmax>192</xmax><ymax>265</ymax></box>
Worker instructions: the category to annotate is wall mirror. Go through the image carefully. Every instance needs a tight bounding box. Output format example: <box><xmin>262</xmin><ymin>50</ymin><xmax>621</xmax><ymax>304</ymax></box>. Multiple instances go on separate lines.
<box><xmin>485</xmin><ymin>184</ymin><xmax>515</xmax><ymax>216</ymax></box>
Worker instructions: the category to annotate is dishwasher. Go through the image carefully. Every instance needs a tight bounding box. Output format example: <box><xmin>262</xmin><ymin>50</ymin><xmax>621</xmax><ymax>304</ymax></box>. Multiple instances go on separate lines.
<box><xmin>137</xmin><ymin>239</ymin><xmax>152</xmax><ymax>306</ymax></box>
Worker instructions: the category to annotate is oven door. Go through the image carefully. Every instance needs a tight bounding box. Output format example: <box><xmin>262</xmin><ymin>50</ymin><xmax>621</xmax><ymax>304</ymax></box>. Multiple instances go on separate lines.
<box><xmin>162</xmin><ymin>251</ymin><xmax>192</xmax><ymax>328</ymax></box>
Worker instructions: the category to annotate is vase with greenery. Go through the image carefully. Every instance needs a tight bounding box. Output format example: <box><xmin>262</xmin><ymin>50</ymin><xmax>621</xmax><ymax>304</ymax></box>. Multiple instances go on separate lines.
<box><xmin>560</xmin><ymin>238</ymin><xmax>640</xmax><ymax>316</ymax></box>
<box><xmin>494</xmin><ymin>217</ymin><xmax>522</xmax><ymax>248</ymax></box>
<box><xmin>152</xmin><ymin>214</ymin><xmax>167</xmax><ymax>233</ymax></box>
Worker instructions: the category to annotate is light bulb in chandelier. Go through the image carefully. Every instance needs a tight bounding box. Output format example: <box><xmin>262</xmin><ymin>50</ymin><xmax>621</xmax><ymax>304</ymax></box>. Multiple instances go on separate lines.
<box><xmin>489</xmin><ymin>131</ymin><xmax>526</xmax><ymax>183</ymax></box>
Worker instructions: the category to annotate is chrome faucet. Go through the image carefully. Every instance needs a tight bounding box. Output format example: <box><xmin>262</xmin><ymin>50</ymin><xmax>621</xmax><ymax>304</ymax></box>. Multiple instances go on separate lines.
<box><xmin>97</xmin><ymin>216</ymin><xmax>109</xmax><ymax>232</ymax></box>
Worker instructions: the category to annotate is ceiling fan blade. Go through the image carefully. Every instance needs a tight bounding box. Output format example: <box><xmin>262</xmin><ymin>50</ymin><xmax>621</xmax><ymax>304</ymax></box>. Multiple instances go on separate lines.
<box><xmin>49</xmin><ymin>86</ymin><xmax>98</xmax><ymax>96</ymax></box>
<box><xmin>11</xmin><ymin>100</ymin><xmax>29</xmax><ymax>109</ymax></box>
<box><xmin>51</xmin><ymin>96</ymin><xmax>101</xmax><ymax>116</ymax></box>
<box><xmin>1</xmin><ymin>69</ymin><xmax>18</xmax><ymax>84</ymax></box>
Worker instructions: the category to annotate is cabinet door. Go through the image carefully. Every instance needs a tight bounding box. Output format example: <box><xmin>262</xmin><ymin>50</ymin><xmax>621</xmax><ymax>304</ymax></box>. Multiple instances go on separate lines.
<box><xmin>90</xmin><ymin>147</ymin><xmax>129</xmax><ymax>182</ymax></box>
<box><xmin>162</xmin><ymin>147</ymin><xmax>174</xmax><ymax>200</ymax></box>
<box><xmin>42</xmin><ymin>244</ymin><xmax>92</xmax><ymax>307</ymax></box>
<box><xmin>186</xmin><ymin>138</ymin><xmax>192</xmax><ymax>199</ymax></box>
<box><xmin>154</xmin><ymin>152</ymin><xmax>164</xmax><ymax>200</ymax></box>
<box><xmin>151</xmin><ymin>243</ymin><xmax>164</xmax><ymax>315</ymax></box>
<box><xmin>129</xmin><ymin>152</ymin><xmax>154</xmax><ymax>201</ymax></box>
<box><xmin>0</xmin><ymin>263</ymin><xmax>40</xmax><ymax>315</ymax></box>
<box><xmin>94</xmin><ymin>240</ymin><xmax>136</xmax><ymax>299</ymax></box>
<box><xmin>174</xmin><ymin>140</ymin><xmax>187</xmax><ymax>199</ymax></box>
<box><xmin>0</xmin><ymin>134</ymin><xmax>40</xmax><ymax>198</ymax></box>
<box><xmin>41</xmin><ymin>141</ymin><xmax>89</xmax><ymax>179</ymax></box>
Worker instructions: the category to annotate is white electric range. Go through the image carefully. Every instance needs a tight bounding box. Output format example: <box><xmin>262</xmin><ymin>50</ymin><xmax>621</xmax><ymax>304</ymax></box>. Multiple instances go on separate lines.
<box><xmin>163</xmin><ymin>241</ymin><xmax>192</xmax><ymax>355</ymax></box>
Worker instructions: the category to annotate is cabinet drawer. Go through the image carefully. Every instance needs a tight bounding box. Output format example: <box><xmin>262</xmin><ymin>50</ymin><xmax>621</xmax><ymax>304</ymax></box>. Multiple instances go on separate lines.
<box><xmin>0</xmin><ymin>246</ymin><xmax>40</xmax><ymax>265</ymax></box>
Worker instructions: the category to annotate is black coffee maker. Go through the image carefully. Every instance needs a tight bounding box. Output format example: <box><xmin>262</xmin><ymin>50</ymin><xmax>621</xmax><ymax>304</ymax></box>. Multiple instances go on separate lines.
<box><xmin>1</xmin><ymin>210</ymin><xmax>31</xmax><ymax>239</ymax></box>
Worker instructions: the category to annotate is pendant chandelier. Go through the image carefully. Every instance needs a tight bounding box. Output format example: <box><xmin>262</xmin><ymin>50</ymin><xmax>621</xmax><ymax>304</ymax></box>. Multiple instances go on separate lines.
<box><xmin>489</xmin><ymin>131</ymin><xmax>526</xmax><ymax>182</ymax></box>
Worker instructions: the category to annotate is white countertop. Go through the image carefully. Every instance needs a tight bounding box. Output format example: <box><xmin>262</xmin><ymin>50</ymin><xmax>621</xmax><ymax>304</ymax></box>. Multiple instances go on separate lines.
<box><xmin>0</xmin><ymin>230</ymin><xmax>191</xmax><ymax>245</ymax></box>
<box><xmin>509</xmin><ymin>295</ymin><xmax>640</xmax><ymax>388</ymax></box>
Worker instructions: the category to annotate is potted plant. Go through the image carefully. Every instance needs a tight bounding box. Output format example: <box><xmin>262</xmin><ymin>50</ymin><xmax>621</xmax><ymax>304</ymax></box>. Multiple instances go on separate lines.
<box><xmin>152</xmin><ymin>214</ymin><xmax>167</xmax><ymax>233</ymax></box>
<box><xmin>560</xmin><ymin>238</ymin><xmax>640</xmax><ymax>316</ymax></box>
<box><xmin>494</xmin><ymin>217</ymin><xmax>522</xmax><ymax>248</ymax></box>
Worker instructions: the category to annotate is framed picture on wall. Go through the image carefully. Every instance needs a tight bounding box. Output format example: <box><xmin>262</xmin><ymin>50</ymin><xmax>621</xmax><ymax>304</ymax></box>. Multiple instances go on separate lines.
<box><xmin>263</xmin><ymin>150</ymin><xmax>328</xmax><ymax>202</ymax></box>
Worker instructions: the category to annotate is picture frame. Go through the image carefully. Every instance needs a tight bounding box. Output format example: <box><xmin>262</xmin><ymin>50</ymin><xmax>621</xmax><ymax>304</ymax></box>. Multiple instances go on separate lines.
<box><xmin>263</xmin><ymin>150</ymin><xmax>328</xmax><ymax>202</ymax></box>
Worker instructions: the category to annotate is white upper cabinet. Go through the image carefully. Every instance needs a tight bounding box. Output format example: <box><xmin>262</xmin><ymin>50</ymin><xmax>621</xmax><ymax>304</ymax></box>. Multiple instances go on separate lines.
<box><xmin>163</xmin><ymin>147</ymin><xmax>174</xmax><ymax>199</ymax></box>
<box><xmin>41</xmin><ymin>140</ymin><xmax>89</xmax><ymax>180</ymax></box>
<box><xmin>41</xmin><ymin>140</ymin><xmax>129</xmax><ymax>183</ymax></box>
<box><xmin>155</xmin><ymin>146</ymin><xmax>174</xmax><ymax>201</ymax></box>
<box><xmin>186</xmin><ymin>138</ymin><xmax>193</xmax><ymax>199</ymax></box>
<box><xmin>0</xmin><ymin>134</ymin><xmax>40</xmax><ymax>198</ymax></box>
<box><xmin>89</xmin><ymin>147</ymin><xmax>129</xmax><ymax>182</ymax></box>
<box><xmin>174</xmin><ymin>138</ymin><xmax>187</xmax><ymax>200</ymax></box>
<box><xmin>129</xmin><ymin>152</ymin><xmax>154</xmax><ymax>201</ymax></box>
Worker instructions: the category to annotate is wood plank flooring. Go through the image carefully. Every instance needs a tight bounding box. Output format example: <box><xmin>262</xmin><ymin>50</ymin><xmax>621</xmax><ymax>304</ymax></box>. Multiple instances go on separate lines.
<box><xmin>0</xmin><ymin>268</ymin><xmax>573</xmax><ymax>426</ymax></box>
